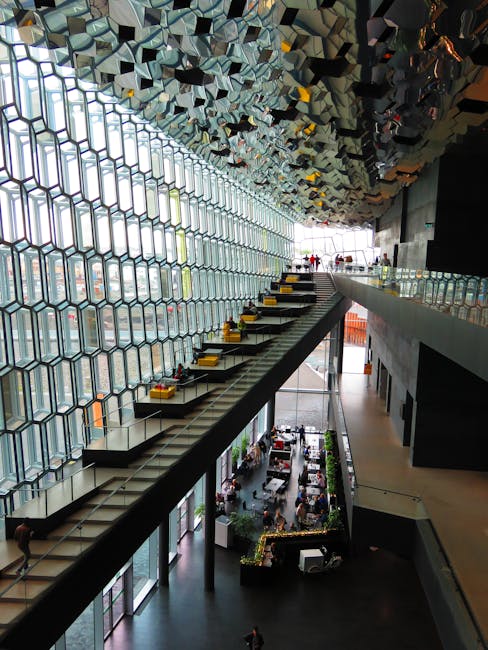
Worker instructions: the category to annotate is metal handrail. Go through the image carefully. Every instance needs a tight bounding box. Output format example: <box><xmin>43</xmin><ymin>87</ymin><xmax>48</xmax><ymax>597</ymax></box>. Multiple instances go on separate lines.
<box><xmin>7</xmin><ymin>463</ymin><xmax>97</xmax><ymax>518</ymax></box>
<box><xmin>355</xmin><ymin>483</ymin><xmax>422</xmax><ymax>502</ymax></box>
<box><xmin>0</xmin><ymin>293</ymin><xmax>341</xmax><ymax>602</ymax></box>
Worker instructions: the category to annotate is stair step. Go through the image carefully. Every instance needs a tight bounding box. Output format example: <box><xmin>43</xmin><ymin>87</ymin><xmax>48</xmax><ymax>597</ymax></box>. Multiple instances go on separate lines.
<box><xmin>0</xmin><ymin>577</ymin><xmax>54</xmax><ymax>605</ymax></box>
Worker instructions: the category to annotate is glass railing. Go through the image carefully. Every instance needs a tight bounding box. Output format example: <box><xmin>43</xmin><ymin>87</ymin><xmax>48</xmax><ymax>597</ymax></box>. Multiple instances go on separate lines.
<box><xmin>337</xmin><ymin>266</ymin><xmax>488</xmax><ymax>327</ymax></box>
<box><xmin>3</xmin><ymin>464</ymin><xmax>97</xmax><ymax>519</ymax></box>
<box><xmin>354</xmin><ymin>483</ymin><xmax>427</xmax><ymax>519</ymax></box>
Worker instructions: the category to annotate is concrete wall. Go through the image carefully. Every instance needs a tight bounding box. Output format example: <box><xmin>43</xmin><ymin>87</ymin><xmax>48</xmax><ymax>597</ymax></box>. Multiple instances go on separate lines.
<box><xmin>367</xmin><ymin>313</ymin><xmax>419</xmax><ymax>445</ymax></box>
<box><xmin>374</xmin><ymin>193</ymin><xmax>401</xmax><ymax>262</ymax></box>
<box><xmin>375</xmin><ymin>160</ymin><xmax>439</xmax><ymax>270</ymax></box>
<box><xmin>414</xmin><ymin>520</ymin><xmax>483</xmax><ymax>650</ymax></box>
<box><xmin>399</xmin><ymin>159</ymin><xmax>438</xmax><ymax>269</ymax></box>
<box><xmin>411</xmin><ymin>344</ymin><xmax>488</xmax><ymax>470</ymax></box>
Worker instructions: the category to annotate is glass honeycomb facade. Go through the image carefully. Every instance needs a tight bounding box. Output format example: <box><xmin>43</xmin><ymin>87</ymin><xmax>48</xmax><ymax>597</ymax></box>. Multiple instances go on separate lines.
<box><xmin>0</xmin><ymin>28</ymin><xmax>293</xmax><ymax>503</ymax></box>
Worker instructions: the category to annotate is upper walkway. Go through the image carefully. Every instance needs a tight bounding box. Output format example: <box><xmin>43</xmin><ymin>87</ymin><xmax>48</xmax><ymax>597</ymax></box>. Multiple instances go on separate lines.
<box><xmin>335</xmin><ymin>271</ymin><xmax>488</xmax><ymax>381</ymax></box>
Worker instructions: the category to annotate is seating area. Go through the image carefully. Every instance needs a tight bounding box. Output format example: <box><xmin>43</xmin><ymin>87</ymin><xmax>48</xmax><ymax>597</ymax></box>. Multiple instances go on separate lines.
<box><xmin>279</xmin><ymin>286</ymin><xmax>293</xmax><ymax>293</ymax></box>
<box><xmin>263</xmin><ymin>296</ymin><xmax>277</xmax><ymax>305</ymax></box>
<box><xmin>149</xmin><ymin>384</ymin><xmax>176</xmax><ymax>399</ymax></box>
<box><xmin>197</xmin><ymin>355</ymin><xmax>219</xmax><ymax>366</ymax></box>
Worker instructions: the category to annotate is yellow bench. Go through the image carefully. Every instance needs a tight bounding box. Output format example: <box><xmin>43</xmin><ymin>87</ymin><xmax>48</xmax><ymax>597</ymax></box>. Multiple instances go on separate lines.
<box><xmin>223</xmin><ymin>332</ymin><xmax>241</xmax><ymax>342</ymax></box>
<box><xmin>263</xmin><ymin>297</ymin><xmax>277</xmax><ymax>305</ymax></box>
<box><xmin>285</xmin><ymin>275</ymin><xmax>299</xmax><ymax>283</ymax></box>
<box><xmin>241</xmin><ymin>314</ymin><xmax>258</xmax><ymax>322</ymax></box>
<box><xmin>149</xmin><ymin>385</ymin><xmax>176</xmax><ymax>399</ymax></box>
<box><xmin>280</xmin><ymin>286</ymin><xmax>293</xmax><ymax>293</ymax></box>
<box><xmin>198</xmin><ymin>355</ymin><xmax>219</xmax><ymax>366</ymax></box>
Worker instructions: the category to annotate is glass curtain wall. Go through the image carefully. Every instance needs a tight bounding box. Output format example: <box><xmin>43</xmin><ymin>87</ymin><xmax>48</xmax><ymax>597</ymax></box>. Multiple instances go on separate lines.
<box><xmin>294</xmin><ymin>223</ymin><xmax>377</xmax><ymax>268</ymax></box>
<box><xmin>0</xmin><ymin>30</ymin><xmax>294</xmax><ymax>505</ymax></box>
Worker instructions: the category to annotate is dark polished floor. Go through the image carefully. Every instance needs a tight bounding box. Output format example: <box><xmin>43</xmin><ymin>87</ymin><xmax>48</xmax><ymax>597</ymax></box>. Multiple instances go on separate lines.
<box><xmin>106</xmin><ymin>437</ymin><xmax>442</xmax><ymax>650</ymax></box>
<box><xmin>105</xmin><ymin>531</ymin><xmax>441</xmax><ymax>650</ymax></box>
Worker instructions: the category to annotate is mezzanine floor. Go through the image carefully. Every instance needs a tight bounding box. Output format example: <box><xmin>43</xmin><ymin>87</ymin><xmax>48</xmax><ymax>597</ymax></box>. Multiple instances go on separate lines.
<box><xmin>340</xmin><ymin>372</ymin><xmax>488</xmax><ymax>644</ymax></box>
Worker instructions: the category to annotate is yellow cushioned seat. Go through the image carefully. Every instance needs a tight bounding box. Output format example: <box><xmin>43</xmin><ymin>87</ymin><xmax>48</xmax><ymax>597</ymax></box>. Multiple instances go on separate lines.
<box><xmin>149</xmin><ymin>385</ymin><xmax>176</xmax><ymax>399</ymax></box>
<box><xmin>263</xmin><ymin>297</ymin><xmax>277</xmax><ymax>305</ymax></box>
<box><xmin>198</xmin><ymin>355</ymin><xmax>219</xmax><ymax>366</ymax></box>
<box><xmin>241</xmin><ymin>314</ymin><xmax>258</xmax><ymax>322</ymax></box>
<box><xmin>223</xmin><ymin>332</ymin><xmax>241</xmax><ymax>342</ymax></box>
<box><xmin>285</xmin><ymin>275</ymin><xmax>299</xmax><ymax>283</ymax></box>
<box><xmin>280</xmin><ymin>286</ymin><xmax>293</xmax><ymax>293</ymax></box>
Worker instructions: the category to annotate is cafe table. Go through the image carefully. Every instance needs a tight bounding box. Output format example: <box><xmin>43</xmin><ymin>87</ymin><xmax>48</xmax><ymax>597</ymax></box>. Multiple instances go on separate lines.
<box><xmin>265</xmin><ymin>477</ymin><xmax>285</xmax><ymax>495</ymax></box>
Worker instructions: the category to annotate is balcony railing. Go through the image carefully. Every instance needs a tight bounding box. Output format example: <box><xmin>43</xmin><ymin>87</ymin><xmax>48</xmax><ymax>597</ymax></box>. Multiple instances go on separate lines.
<box><xmin>336</xmin><ymin>266</ymin><xmax>488</xmax><ymax>327</ymax></box>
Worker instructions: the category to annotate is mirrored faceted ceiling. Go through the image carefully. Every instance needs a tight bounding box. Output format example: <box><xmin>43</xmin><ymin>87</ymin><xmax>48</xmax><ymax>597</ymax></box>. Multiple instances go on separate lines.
<box><xmin>2</xmin><ymin>0</ymin><xmax>487</xmax><ymax>226</ymax></box>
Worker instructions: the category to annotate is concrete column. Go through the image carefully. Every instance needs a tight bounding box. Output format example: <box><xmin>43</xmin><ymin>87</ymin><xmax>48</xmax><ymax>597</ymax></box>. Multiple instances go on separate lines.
<box><xmin>159</xmin><ymin>515</ymin><xmax>170</xmax><ymax>587</ymax></box>
<box><xmin>337</xmin><ymin>316</ymin><xmax>345</xmax><ymax>374</ymax></box>
<box><xmin>266</xmin><ymin>395</ymin><xmax>275</xmax><ymax>431</ymax></box>
<box><xmin>124</xmin><ymin>562</ymin><xmax>134</xmax><ymax>616</ymax></box>
<box><xmin>204</xmin><ymin>460</ymin><xmax>216</xmax><ymax>591</ymax></box>
<box><xmin>187</xmin><ymin>491</ymin><xmax>196</xmax><ymax>532</ymax></box>
<box><xmin>93</xmin><ymin>591</ymin><xmax>104</xmax><ymax>650</ymax></box>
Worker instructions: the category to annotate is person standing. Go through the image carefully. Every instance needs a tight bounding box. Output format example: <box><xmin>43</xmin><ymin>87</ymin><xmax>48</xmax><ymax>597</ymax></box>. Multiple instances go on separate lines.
<box><xmin>309</xmin><ymin>254</ymin><xmax>315</xmax><ymax>270</ymax></box>
<box><xmin>298</xmin><ymin>423</ymin><xmax>305</xmax><ymax>446</ymax></box>
<box><xmin>314</xmin><ymin>255</ymin><xmax>321</xmax><ymax>270</ymax></box>
<box><xmin>382</xmin><ymin>252</ymin><xmax>391</xmax><ymax>266</ymax></box>
<box><xmin>14</xmin><ymin>518</ymin><xmax>33</xmax><ymax>575</ymax></box>
<box><xmin>244</xmin><ymin>625</ymin><xmax>264</xmax><ymax>649</ymax></box>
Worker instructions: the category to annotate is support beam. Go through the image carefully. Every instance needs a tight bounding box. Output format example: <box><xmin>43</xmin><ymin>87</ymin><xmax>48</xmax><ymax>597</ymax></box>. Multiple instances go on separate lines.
<box><xmin>204</xmin><ymin>462</ymin><xmax>216</xmax><ymax>591</ymax></box>
<box><xmin>266</xmin><ymin>395</ymin><xmax>275</xmax><ymax>431</ymax></box>
<box><xmin>337</xmin><ymin>316</ymin><xmax>345</xmax><ymax>374</ymax></box>
<box><xmin>159</xmin><ymin>515</ymin><xmax>169</xmax><ymax>587</ymax></box>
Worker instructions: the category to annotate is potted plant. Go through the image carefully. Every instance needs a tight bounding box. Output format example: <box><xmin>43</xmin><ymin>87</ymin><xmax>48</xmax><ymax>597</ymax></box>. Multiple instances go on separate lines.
<box><xmin>194</xmin><ymin>503</ymin><xmax>206</xmax><ymax>532</ymax></box>
<box><xmin>325</xmin><ymin>508</ymin><xmax>344</xmax><ymax>531</ymax></box>
<box><xmin>324</xmin><ymin>430</ymin><xmax>334</xmax><ymax>452</ymax></box>
<box><xmin>229</xmin><ymin>511</ymin><xmax>255</xmax><ymax>552</ymax></box>
<box><xmin>240</xmin><ymin>434</ymin><xmax>249</xmax><ymax>459</ymax></box>
<box><xmin>231</xmin><ymin>446</ymin><xmax>240</xmax><ymax>472</ymax></box>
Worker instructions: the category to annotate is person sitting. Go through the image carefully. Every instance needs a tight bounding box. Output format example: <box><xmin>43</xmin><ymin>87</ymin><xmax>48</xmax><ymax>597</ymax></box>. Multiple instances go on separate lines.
<box><xmin>269</xmin><ymin>541</ymin><xmax>282</xmax><ymax>566</ymax></box>
<box><xmin>319</xmin><ymin>509</ymin><xmax>329</xmax><ymax>526</ymax></box>
<box><xmin>258</xmin><ymin>439</ymin><xmax>267</xmax><ymax>454</ymax></box>
<box><xmin>243</xmin><ymin>300</ymin><xmax>258</xmax><ymax>316</ymax></box>
<box><xmin>237</xmin><ymin>317</ymin><xmax>248</xmax><ymax>338</ymax></box>
<box><xmin>262</xmin><ymin>510</ymin><xmax>273</xmax><ymax>530</ymax></box>
<box><xmin>299</xmin><ymin>465</ymin><xmax>309</xmax><ymax>486</ymax></box>
<box><xmin>173</xmin><ymin>363</ymin><xmax>186</xmax><ymax>384</ymax></box>
<box><xmin>316</xmin><ymin>471</ymin><xmax>326</xmax><ymax>489</ymax></box>
<box><xmin>297</xmin><ymin>486</ymin><xmax>307</xmax><ymax>501</ymax></box>
<box><xmin>274</xmin><ymin>509</ymin><xmax>286</xmax><ymax>532</ymax></box>
<box><xmin>192</xmin><ymin>346</ymin><xmax>203</xmax><ymax>363</ymax></box>
<box><xmin>318</xmin><ymin>492</ymin><xmax>328</xmax><ymax>511</ymax></box>
<box><xmin>226</xmin><ymin>315</ymin><xmax>237</xmax><ymax>329</ymax></box>
<box><xmin>296</xmin><ymin>501</ymin><xmax>307</xmax><ymax>529</ymax></box>
<box><xmin>303</xmin><ymin>445</ymin><xmax>311</xmax><ymax>460</ymax></box>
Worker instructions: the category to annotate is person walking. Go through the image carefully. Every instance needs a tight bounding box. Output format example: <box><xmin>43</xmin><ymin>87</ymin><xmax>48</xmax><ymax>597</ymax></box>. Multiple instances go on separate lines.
<box><xmin>14</xmin><ymin>517</ymin><xmax>33</xmax><ymax>575</ymax></box>
<box><xmin>244</xmin><ymin>625</ymin><xmax>264</xmax><ymax>649</ymax></box>
<box><xmin>314</xmin><ymin>255</ymin><xmax>321</xmax><ymax>270</ymax></box>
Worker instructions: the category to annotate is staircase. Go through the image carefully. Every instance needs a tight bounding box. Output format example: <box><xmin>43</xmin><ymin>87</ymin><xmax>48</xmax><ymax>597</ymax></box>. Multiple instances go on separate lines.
<box><xmin>0</xmin><ymin>275</ymin><xmax>351</xmax><ymax>649</ymax></box>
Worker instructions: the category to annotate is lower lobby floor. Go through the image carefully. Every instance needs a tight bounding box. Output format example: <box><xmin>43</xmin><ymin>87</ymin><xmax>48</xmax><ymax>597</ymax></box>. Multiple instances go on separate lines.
<box><xmin>103</xmin><ymin>368</ymin><xmax>448</xmax><ymax>650</ymax></box>
<box><xmin>105</xmin><ymin>528</ymin><xmax>441</xmax><ymax>650</ymax></box>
